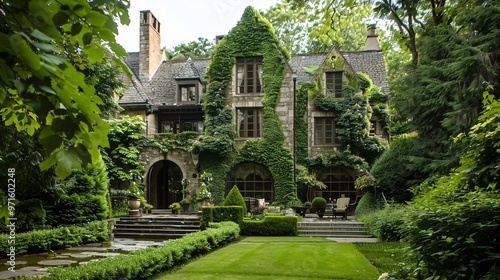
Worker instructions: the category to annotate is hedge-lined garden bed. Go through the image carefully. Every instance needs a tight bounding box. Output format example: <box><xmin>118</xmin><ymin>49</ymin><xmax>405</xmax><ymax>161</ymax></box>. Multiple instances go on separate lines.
<box><xmin>23</xmin><ymin>221</ymin><xmax>239</xmax><ymax>280</ymax></box>
<box><xmin>241</xmin><ymin>216</ymin><xmax>298</xmax><ymax>236</ymax></box>
<box><xmin>0</xmin><ymin>221</ymin><xmax>108</xmax><ymax>258</ymax></box>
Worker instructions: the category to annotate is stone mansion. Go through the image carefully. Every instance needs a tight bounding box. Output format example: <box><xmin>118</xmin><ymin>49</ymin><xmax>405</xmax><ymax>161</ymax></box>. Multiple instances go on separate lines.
<box><xmin>117</xmin><ymin>7</ymin><xmax>390</xmax><ymax>209</ymax></box>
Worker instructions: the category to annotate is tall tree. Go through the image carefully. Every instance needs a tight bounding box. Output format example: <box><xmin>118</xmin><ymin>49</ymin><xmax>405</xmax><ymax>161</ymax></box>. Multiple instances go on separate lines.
<box><xmin>165</xmin><ymin>37</ymin><xmax>214</xmax><ymax>60</ymax></box>
<box><xmin>266</xmin><ymin>0</ymin><xmax>373</xmax><ymax>53</ymax></box>
<box><xmin>0</xmin><ymin>0</ymin><xmax>130</xmax><ymax>178</ymax></box>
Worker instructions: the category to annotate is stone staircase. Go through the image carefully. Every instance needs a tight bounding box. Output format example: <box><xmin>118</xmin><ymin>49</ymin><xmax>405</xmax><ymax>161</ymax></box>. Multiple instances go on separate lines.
<box><xmin>297</xmin><ymin>220</ymin><xmax>372</xmax><ymax>238</ymax></box>
<box><xmin>114</xmin><ymin>215</ymin><xmax>200</xmax><ymax>239</ymax></box>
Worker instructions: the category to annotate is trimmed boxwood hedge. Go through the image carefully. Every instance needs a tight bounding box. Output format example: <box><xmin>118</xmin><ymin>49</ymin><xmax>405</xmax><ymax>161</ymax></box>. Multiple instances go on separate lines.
<box><xmin>240</xmin><ymin>216</ymin><xmax>298</xmax><ymax>236</ymax></box>
<box><xmin>200</xmin><ymin>206</ymin><xmax>244</xmax><ymax>230</ymax></box>
<box><xmin>30</xmin><ymin>222</ymin><xmax>240</xmax><ymax>280</ymax></box>
<box><xmin>0</xmin><ymin>221</ymin><xmax>107</xmax><ymax>258</ymax></box>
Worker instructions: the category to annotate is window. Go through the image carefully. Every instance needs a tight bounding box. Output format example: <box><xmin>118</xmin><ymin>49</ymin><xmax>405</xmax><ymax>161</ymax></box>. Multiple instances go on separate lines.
<box><xmin>160</xmin><ymin>121</ymin><xmax>203</xmax><ymax>133</ymax></box>
<box><xmin>314</xmin><ymin>117</ymin><xmax>335</xmax><ymax>145</ymax></box>
<box><xmin>237</xmin><ymin>108</ymin><xmax>262</xmax><ymax>138</ymax></box>
<box><xmin>369</xmin><ymin>120</ymin><xmax>377</xmax><ymax>136</ymax></box>
<box><xmin>237</xmin><ymin>57</ymin><xmax>263</xmax><ymax>94</ymax></box>
<box><xmin>317</xmin><ymin>166</ymin><xmax>356</xmax><ymax>202</ymax></box>
<box><xmin>325</xmin><ymin>71</ymin><xmax>343</xmax><ymax>98</ymax></box>
<box><xmin>180</xmin><ymin>85</ymin><xmax>196</xmax><ymax>103</ymax></box>
<box><xmin>226</xmin><ymin>162</ymin><xmax>274</xmax><ymax>202</ymax></box>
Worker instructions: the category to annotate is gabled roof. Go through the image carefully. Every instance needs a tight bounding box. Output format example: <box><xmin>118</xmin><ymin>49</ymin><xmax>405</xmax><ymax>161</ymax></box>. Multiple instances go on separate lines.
<box><xmin>342</xmin><ymin>50</ymin><xmax>390</xmax><ymax>95</ymax></box>
<box><xmin>289</xmin><ymin>49</ymin><xmax>390</xmax><ymax>95</ymax></box>
<box><xmin>119</xmin><ymin>57</ymin><xmax>209</xmax><ymax>106</ymax></box>
<box><xmin>289</xmin><ymin>53</ymin><xmax>328</xmax><ymax>82</ymax></box>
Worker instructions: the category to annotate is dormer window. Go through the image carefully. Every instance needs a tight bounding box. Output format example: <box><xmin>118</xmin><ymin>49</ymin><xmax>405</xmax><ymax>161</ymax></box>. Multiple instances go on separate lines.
<box><xmin>180</xmin><ymin>85</ymin><xmax>196</xmax><ymax>102</ymax></box>
<box><xmin>237</xmin><ymin>56</ymin><xmax>263</xmax><ymax>94</ymax></box>
<box><xmin>325</xmin><ymin>70</ymin><xmax>343</xmax><ymax>98</ymax></box>
<box><xmin>176</xmin><ymin>79</ymin><xmax>199</xmax><ymax>104</ymax></box>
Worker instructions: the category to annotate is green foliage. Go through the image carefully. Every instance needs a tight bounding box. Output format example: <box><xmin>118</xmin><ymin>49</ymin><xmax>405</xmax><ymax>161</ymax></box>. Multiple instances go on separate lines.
<box><xmin>0</xmin><ymin>0</ymin><xmax>130</xmax><ymax>178</ymax></box>
<box><xmin>15</xmin><ymin>199</ymin><xmax>46</xmax><ymax>233</ymax></box>
<box><xmin>165</xmin><ymin>37</ymin><xmax>214</xmax><ymax>60</ymax></box>
<box><xmin>454</xmin><ymin>89</ymin><xmax>500</xmax><ymax>191</ymax></box>
<box><xmin>399</xmin><ymin>92</ymin><xmax>500</xmax><ymax>279</ymax></box>
<box><xmin>223</xmin><ymin>186</ymin><xmax>247</xmax><ymax>213</ymax></box>
<box><xmin>240</xmin><ymin>216</ymin><xmax>298</xmax><ymax>236</ymax></box>
<box><xmin>370</xmin><ymin>134</ymin><xmax>428</xmax><ymax>202</ymax></box>
<box><xmin>0</xmin><ymin>221</ymin><xmax>107</xmax><ymax>258</ymax></box>
<box><xmin>200</xmin><ymin>6</ymin><xmax>294</xmax><ymax>204</ymax></box>
<box><xmin>0</xmin><ymin>124</ymin><xmax>54</xmax><ymax>201</ymax></box>
<box><xmin>200</xmin><ymin>206</ymin><xmax>244</xmax><ymax>230</ymax></box>
<box><xmin>361</xmin><ymin>204</ymin><xmax>406</xmax><ymax>242</ymax></box>
<box><xmin>45</xmin><ymin>160</ymin><xmax>110</xmax><ymax>226</ymax></box>
<box><xmin>37</xmin><ymin>222</ymin><xmax>239</xmax><ymax>280</ymax></box>
<box><xmin>311</xmin><ymin>196</ymin><xmax>327</xmax><ymax>208</ymax></box>
<box><xmin>85</xmin><ymin>62</ymin><xmax>125</xmax><ymax>119</ymax></box>
<box><xmin>306</xmin><ymin>149</ymin><xmax>370</xmax><ymax>176</ymax></box>
<box><xmin>103</xmin><ymin>115</ymin><xmax>146</xmax><ymax>187</ymax></box>
<box><xmin>353</xmin><ymin>192</ymin><xmax>380</xmax><ymax>218</ymax></box>
<box><xmin>110</xmin><ymin>195</ymin><xmax>128</xmax><ymax>217</ymax></box>
<box><xmin>311</xmin><ymin>79</ymin><xmax>387</xmax><ymax>160</ymax></box>
<box><xmin>403</xmin><ymin>190</ymin><xmax>500</xmax><ymax>279</ymax></box>
<box><xmin>270</xmin><ymin>0</ymin><xmax>373</xmax><ymax>52</ymax></box>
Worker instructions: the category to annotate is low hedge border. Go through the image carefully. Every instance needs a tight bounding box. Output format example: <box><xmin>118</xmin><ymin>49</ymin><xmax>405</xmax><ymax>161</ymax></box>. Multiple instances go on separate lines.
<box><xmin>241</xmin><ymin>216</ymin><xmax>298</xmax><ymax>236</ymax></box>
<box><xmin>200</xmin><ymin>206</ymin><xmax>244</xmax><ymax>230</ymax></box>
<box><xmin>26</xmin><ymin>221</ymin><xmax>240</xmax><ymax>280</ymax></box>
<box><xmin>0</xmin><ymin>221</ymin><xmax>107</xmax><ymax>258</ymax></box>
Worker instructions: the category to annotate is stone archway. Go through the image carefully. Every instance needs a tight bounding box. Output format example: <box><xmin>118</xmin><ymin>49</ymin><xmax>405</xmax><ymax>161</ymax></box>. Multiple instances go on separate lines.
<box><xmin>147</xmin><ymin>160</ymin><xmax>183</xmax><ymax>209</ymax></box>
<box><xmin>142</xmin><ymin>148</ymin><xmax>199</xmax><ymax>209</ymax></box>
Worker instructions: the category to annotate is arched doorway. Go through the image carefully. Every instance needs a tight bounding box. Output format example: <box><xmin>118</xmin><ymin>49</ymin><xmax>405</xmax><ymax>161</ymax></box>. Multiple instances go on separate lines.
<box><xmin>316</xmin><ymin>166</ymin><xmax>357</xmax><ymax>202</ymax></box>
<box><xmin>226</xmin><ymin>162</ymin><xmax>274</xmax><ymax>202</ymax></box>
<box><xmin>147</xmin><ymin>160</ymin><xmax>183</xmax><ymax>209</ymax></box>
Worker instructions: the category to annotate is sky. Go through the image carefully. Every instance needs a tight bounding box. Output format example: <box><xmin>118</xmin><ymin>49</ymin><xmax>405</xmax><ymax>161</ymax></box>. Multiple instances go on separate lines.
<box><xmin>116</xmin><ymin>0</ymin><xmax>281</xmax><ymax>52</ymax></box>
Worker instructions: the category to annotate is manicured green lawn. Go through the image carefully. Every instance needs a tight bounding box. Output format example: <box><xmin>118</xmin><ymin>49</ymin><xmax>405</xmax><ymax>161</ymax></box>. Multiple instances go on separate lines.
<box><xmin>153</xmin><ymin>236</ymin><xmax>380</xmax><ymax>280</ymax></box>
<box><xmin>354</xmin><ymin>242</ymin><xmax>407</xmax><ymax>275</ymax></box>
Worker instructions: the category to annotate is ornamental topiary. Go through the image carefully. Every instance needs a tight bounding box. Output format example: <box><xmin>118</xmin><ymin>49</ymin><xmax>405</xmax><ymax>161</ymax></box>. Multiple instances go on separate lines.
<box><xmin>223</xmin><ymin>185</ymin><xmax>247</xmax><ymax>213</ymax></box>
<box><xmin>311</xmin><ymin>197</ymin><xmax>327</xmax><ymax>209</ymax></box>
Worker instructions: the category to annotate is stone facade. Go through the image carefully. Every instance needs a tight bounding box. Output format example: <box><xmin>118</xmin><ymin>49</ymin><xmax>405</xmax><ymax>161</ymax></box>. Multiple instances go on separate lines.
<box><xmin>117</xmin><ymin>9</ymin><xmax>390</xmax><ymax>207</ymax></box>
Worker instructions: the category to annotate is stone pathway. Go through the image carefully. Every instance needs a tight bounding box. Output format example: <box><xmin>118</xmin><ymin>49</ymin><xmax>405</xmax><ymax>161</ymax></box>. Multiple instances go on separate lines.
<box><xmin>0</xmin><ymin>238</ymin><xmax>167</xmax><ymax>279</ymax></box>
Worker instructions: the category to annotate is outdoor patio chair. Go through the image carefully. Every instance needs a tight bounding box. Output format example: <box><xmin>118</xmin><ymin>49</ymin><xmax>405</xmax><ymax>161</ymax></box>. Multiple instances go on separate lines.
<box><xmin>333</xmin><ymin>197</ymin><xmax>350</xmax><ymax>219</ymax></box>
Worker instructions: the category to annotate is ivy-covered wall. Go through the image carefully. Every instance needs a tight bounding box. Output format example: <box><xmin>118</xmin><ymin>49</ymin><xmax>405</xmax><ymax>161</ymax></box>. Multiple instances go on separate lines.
<box><xmin>194</xmin><ymin>6</ymin><xmax>294</xmax><ymax>204</ymax></box>
<box><xmin>301</xmin><ymin>48</ymin><xmax>388</xmax><ymax>181</ymax></box>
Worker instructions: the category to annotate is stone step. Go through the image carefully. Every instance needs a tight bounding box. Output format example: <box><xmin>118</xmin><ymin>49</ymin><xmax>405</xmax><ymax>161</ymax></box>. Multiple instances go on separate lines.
<box><xmin>297</xmin><ymin>221</ymin><xmax>372</xmax><ymax>238</ymax></box>
<box><xmin>114</xmin><ymin>215</ymin><xmax>201</xmax><ymax>239</ymax></box>
<box><xmin>114</xmin><ymin>232</ymin><xmax>188</xmax><ymax>239</ymax></box>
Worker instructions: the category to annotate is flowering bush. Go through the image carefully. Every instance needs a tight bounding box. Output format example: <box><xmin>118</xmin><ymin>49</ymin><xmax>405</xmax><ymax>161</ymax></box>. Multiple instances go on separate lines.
<box><xmin>196</xmin><ymin>172</ymin><xmax>213</xmax><ymax>201</ymax></box>
<box><xmin>196</xmin><ymin>185</ymin><xmax>211</xmax><ymax>201</ymax></box>
<box><xmin>110</xmin><ymin>189</ymin><xmax>129</xmax><ymax>196</ymax></box>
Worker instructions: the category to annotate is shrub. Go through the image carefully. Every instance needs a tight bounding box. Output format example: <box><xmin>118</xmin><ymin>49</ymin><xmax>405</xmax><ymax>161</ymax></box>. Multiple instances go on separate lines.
<box><xmin>46</xmin><ymin>161</ymin><xmax>110</xmax><ymax>226</ymax></box>
<box><xmin>240</xmin><ymin>216</ymin><xmax>298</xmax><ymax>236</ymax></box>
<box><xmin>286</xmin><ymin>197</ymin><xmax>303</xmax><ymax>208</ymax></box>
<box><xmin>311</xmin><ymin>197</ymin><xmax>327</xmax><ymax>208</ymax></box>
<box><xmin>223</xmin><ymin>185</ymin><xmax>247</xmax><ymax>213</ymax></box>
<box><xmin>0</xmin><ymin>221</ymin><xmax>107</xmax><ymax>258</ymax></box>
<box><xmin>41</xmin><ymin>222</ymin><xmax>240</xmax><ymax>280</ymax></box>
<box><xmin>354</xmin><ymin>192</ymin><xmax>381</xmax><ymax>218</ymax></box>
<box><xmin>16</xmin><ymin>199</ymin><xmax>46</xmax><ymax>233</ymax></box>
<box><xmin>360</xmin><ymin>204</ymin><xmax>406</xmax><ymax>242</ymax></box>
<box><xmin>401</xmin><ymin>190</ymin><xmax>500</xmax><ymax>279</ymax></box>
<box><xmin>200</xmin><ymin>206</ymin><xmax>244</xmax><ymax>230</ymax></box>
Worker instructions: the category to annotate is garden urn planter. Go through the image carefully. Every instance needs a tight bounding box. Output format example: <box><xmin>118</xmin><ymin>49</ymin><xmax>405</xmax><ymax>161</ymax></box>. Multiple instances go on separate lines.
<box><xmin>127</xmin><ymin>198</ymin><xmax>142</xmax><ymax>217</ymax></box>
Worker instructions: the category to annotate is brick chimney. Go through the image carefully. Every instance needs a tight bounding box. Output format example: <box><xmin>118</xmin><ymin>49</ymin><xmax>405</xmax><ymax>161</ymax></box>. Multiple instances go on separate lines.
<box><xmin>139</xmin><ymin>10</ymin><xmax>163</xmax><ymax>82</ymax></box>
<box><xmin>364</xmin><ymin>25</ymin><xmax>380</xmax><ymax>51</ymax></box>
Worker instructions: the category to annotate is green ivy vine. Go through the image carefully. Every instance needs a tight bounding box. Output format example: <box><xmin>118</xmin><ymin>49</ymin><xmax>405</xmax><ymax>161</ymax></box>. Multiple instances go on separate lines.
<box><xmin>299</xmin><ymin>66</ymin><xmax>387</xmax><ymax>179</ymax></box>
<box><xmin>195</xmin><ymin>6</ymin><xmax>294</xmax><ymax>204</ymax></box>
